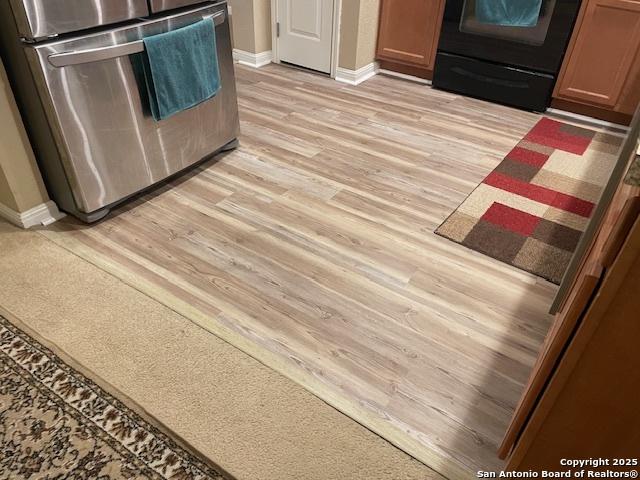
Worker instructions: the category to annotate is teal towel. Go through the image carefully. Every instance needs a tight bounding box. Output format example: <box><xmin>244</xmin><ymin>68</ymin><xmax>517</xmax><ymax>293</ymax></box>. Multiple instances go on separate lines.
<box><xmin>476</xmin><ymin>0</ymin><xmax>543</xmax><ymax>27</ymax></box>
<box><xmin>141</xmin><ymin>18</ymin><xmax>221</xmax><ymax>121</ymax></box>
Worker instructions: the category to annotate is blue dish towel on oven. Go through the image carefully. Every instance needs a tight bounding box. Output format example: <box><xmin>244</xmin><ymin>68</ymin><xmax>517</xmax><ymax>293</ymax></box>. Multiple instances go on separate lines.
<box><xmin>140</xmin><ymin>18</ymin><xmax>221</xmax><ymax>121</ymax></box>
<box><xmin>476</xmin><ymin>0</ymin><xmax>543</xmax><ymax>27</ymax></box>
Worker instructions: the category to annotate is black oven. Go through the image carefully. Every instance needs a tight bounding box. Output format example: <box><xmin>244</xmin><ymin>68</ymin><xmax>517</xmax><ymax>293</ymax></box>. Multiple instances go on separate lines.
<box><xmin>433</xmin><ymin>0</ymin><xmax>581</xmax><ymax>111</ymax></box>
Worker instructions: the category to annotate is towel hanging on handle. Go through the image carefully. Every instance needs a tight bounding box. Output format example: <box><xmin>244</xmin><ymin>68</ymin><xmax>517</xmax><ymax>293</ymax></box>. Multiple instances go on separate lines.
<box><xmin>140</xmin><ymin>17</ymin><xmax>221</xmax><ymax>121</ymax></box>
<box><xmin>475</xmin><ymin>0</ymin><xmax>544</xmax><ymax>27</ymax></box>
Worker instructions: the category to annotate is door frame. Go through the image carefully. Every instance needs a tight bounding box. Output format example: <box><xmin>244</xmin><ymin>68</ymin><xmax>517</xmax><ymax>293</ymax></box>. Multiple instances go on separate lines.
<box><xmin>270</xmin><ymin>0</ymin><xmax>341</xmax><ymax>78</ymax></box>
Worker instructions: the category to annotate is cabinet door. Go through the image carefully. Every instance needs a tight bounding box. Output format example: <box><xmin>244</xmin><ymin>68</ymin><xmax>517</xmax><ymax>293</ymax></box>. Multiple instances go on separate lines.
<box><xmin>554</xmin><ymin>0</ymin><xmax>640</xmax><ymax>109</ymax></box>
<box><xmin>376</xmin><ymin>0</ymin><xmax>444</xmax><ymax>70</ymax></box>
<box><xmin>617</xmin><ymin>54</ymin><xmax>640</xmax><ymax>115</ymax></box>
<box><xmin>500</xmin><ymin>108</ymin><xmax>640</xmax><ymax>463</ymax></box>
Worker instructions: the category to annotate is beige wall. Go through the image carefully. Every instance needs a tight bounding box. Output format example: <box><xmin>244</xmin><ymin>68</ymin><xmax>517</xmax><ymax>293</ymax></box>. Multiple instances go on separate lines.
<box><xmin>230</xmin><ymin>0</ymin><xmax>380</xmax><ymax>69</ymax></box>
<box><xmin>229</xmin><ymin>0</ymin><xmax>272</xmax><ymax>54</ymax></box>
<box><xmin>338</xmin><ymin>1</ymin><xmax>359</xmax><ymax>70</ymax></box>
<box><xmin>0</xmin><ymin>58</ymin><xmax>49</xmax><ymax>214</ymax></box>
<box><xmin>253</xmin><ymin>0</ymin><xmax>272</xmax><ymax>53</ymax></box>
<box><xmin>354</xmin><ymin>0</ymin><xmax>380</xmax><ymax>70</ymax></box>
<box><xmin>0</xmin><ymin>169</ymin><xmax>16</xmax><ymax>211</ymax></box>
<box><xmin>230</xmin><ymin>0</ymin><xmax>379</xmax><ymax>70</ymax></box>
<box><xmin>229</xmin><ymin>0</ymin><xmax>256</xmax><ymax>52</ymax></box>
<box><xmin>339</xmin><ymin>0</ymin><xmax>380</xmax><ymax>70</ymax></box>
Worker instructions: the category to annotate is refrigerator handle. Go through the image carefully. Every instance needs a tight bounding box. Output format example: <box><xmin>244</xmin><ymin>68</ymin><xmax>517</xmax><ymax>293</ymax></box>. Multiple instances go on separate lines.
<box><xmin>47</xmin><ymin>9</ymin><xmax>225</xmax><ymax>68</ymax></box>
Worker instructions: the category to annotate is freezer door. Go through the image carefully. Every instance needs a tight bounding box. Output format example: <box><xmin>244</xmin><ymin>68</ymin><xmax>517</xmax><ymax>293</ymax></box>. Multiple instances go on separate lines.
<box><xmin>9</xmin><ymin>0</ymin><xmax>149</xmax><ymax>40</ymax></box>
<box><xmin>149</xmin><ymin>0</ymin><xmax>215</xmax><ymax>14</ymax></box>
<box><xmin>25</xmin><ymin>3</ymin><xmax>239</xmax><ymax>214</ymax></box>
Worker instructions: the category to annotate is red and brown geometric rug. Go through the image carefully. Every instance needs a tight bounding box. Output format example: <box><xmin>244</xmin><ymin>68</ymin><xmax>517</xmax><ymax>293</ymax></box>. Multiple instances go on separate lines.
<box><xmin>436</xmin><ymin>117</ymin><xmax>622</xmax><ymax>284</ymax></box>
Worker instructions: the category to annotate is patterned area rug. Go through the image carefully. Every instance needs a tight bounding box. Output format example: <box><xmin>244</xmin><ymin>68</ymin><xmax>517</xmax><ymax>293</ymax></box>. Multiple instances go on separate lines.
<box><xmin>436</xmin><ymin>118</ymin><xmax>622</xmax><ymax>284</ymax></box>
<box><xmin>0</xmin><ymin>313</ymin><xmax>232</xmax><ymax>480</ymax></box>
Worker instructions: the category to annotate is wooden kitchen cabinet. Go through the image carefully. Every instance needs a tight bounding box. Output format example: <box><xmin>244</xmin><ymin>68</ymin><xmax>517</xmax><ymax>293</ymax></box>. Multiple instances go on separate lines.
<box><xmin>553</xmin><ymin>0</ymin><xmax>640</xmax><ymax>121</ymax></box>
<box><xmin>499</xmin><ymin>109</ymin><xmax>640</xmax><ymax>471</ymax></box>
<box><xmin>376</xmin><ymin>0</ymin><xmax>445</xmax><ymax>79</ymax></box>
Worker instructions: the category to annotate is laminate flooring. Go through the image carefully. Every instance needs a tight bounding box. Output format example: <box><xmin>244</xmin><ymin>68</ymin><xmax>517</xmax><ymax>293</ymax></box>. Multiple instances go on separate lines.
<box><xmin>45</xmin><ymin>64</ymin><xmax>558</xmax><ymax>478</ymax></box>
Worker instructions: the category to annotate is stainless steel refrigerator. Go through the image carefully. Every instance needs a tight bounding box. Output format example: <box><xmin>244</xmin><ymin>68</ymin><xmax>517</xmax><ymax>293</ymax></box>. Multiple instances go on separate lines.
<box><xmin>0</xmin><ymin>0</ymin><xmax>240</xmax><ymax>222</ymax></box>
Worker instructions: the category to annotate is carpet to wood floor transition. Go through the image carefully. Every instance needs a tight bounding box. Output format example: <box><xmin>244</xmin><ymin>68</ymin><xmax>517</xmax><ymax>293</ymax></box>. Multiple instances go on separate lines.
<box><xmin>40</xmin><ymin>63</ymin><xmax>570</xmax><ymax>478</ymax></box>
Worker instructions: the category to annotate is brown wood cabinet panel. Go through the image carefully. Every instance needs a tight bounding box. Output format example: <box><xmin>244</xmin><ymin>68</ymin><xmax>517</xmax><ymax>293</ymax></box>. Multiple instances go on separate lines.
<box><xmin>618</xmin><ymin>48</ymin><xmax>640</xmax><ymax>115</ymax></box>
<box><xmin>512</xmin><ymin>216</ymin><xmax>640</xmax><ymax>471</ymax></box>
<box><xmin>554</xmin><ymin>0</ymin><xmax>640</xmax><ymax>112</ymax></box>
<box><xmin>501</xmin><ymin>109</ymin><xmax>640</xmax><ymax>465</ymax></box>
<box><xmin>376</xmin><ymin>0</ymin><xmax>444</xmax><ymax>71</ymax></box>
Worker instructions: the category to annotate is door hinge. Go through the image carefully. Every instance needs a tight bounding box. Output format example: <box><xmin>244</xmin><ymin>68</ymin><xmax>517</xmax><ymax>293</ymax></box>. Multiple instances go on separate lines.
<box><xmin>276</xmin><ymin>22</ymin><xmax>280</xmax><ymax>37</ymax></box>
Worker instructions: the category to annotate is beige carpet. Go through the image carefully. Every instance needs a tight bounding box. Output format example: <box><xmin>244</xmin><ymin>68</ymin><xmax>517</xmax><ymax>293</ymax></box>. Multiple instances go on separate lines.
<box><xmin>0</xmin><ymin>221</ymin><xmax>442</xmax><ymax>480</ymax></box>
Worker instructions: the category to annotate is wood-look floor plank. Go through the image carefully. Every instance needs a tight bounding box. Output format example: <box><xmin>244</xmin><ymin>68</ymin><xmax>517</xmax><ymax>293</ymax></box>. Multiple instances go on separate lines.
<box><xmin>46</xmin><ymin>64</ymin><xmax>557</xmax><ymax>478</ymax></box>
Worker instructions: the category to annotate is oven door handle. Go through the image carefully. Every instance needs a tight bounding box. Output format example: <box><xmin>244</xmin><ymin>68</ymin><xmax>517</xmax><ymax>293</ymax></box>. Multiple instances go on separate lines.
<box><xmin>47</xmin><ymin>9</ymin><xmax>225</xmax><ymax>68</ymax></box>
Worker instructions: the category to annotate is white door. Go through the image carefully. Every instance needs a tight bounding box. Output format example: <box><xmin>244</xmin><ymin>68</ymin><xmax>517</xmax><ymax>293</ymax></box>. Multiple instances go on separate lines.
<box><xmin>276</xmin><ymin>0</ymin><xmax>334</xmax><ymax>73</ymax></box>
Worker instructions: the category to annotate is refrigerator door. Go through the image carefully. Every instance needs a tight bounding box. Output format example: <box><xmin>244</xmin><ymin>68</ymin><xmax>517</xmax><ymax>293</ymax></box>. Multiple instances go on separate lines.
<box><xmin>24</xmin><ymin>2</ymin><xmax>239</xmax><ymax>215</ymax></box>
<box><xmin>9</xmin><ymin>0</ymin><xmax>149</xmax><ymax>40</ymax></box>
<box><xmin>149</xmin><ymin>0</ymin><xmax>213</xmax><ymax>14</ymax></box>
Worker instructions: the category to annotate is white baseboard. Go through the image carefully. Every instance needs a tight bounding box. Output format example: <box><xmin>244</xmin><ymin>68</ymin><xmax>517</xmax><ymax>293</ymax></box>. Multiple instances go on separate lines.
<box><xmin>377</xmin><ymin>68</ymin><xmax>432</xmax><ymax>86</ymax></box>
<box><xmin>0</xmin><ymin>200</ymin><xmax>64</xmax><ymax>229</ymax></box>
<box><xmin>546</xmin><ymin>108</ymin><xmax>629</xmax><ymax>134</ymax></box>
<box><xmin>335</xmin><ymin>62</ymin><xmax>378</xmax><ymax>86</ymax></box>
<box><xmin>232</xmin><ymin>49</ymin><xmax>273</xmax><ymax>68</ymax></box>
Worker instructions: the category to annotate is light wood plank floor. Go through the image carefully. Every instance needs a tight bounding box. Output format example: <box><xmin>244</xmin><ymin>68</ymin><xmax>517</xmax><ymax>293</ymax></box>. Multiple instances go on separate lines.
<box><xmin>46</xmin><ymin>64</ymin><xmax>558</xmax><ymax>478</ymax></box>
